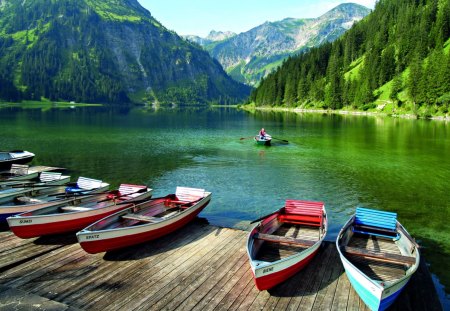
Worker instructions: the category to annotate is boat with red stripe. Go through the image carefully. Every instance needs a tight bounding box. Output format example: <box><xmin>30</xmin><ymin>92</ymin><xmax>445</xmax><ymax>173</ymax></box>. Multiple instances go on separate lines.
<box><xmin>76</xmin><ymin>187</ymin><xmax>211</xmax><ymax>254</ymax></box>
<box><xmin>247</xmin><ymin>199</ymin><xmax>327</xmax><ymax>290</ymax></box>
<box><xmin>7</xmin><ymin>184</ymin><xmax>152</xmax><ymax>238</ymax></box>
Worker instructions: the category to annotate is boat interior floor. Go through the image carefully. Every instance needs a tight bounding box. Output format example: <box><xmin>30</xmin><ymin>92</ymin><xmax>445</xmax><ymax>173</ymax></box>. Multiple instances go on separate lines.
<box><xmin>346</xmin><ymin>234</ymin><xmax>408</xmax><ymax>282</ymax></box>
<box><xmin>255</xmin><ymin>223</ymin><xmax>320</xmax><ymax>262</ymax></box>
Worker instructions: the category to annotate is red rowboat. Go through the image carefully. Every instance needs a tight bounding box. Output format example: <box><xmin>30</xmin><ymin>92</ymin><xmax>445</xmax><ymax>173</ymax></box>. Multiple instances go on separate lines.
<box><xmin>76</xmin><ymin>187</ymin><xmax>211</xmax><ymax>254</ymax></box>
<box><xmin>246</xmin><ymin>199</ymin><xmax>327</xmax><ymax>290</ymax></box>
<box><xmin>7</xmin><ymin>184</ymin><xmax>152</xmax><ymax>238</ymax></box>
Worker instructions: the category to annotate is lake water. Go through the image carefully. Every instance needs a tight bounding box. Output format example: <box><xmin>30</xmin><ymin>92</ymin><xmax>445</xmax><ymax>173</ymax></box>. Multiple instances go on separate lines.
<box><xmin>0</xmin><ymin>105</ymin><xmax>449</xmax><ymax>307</ymax></box>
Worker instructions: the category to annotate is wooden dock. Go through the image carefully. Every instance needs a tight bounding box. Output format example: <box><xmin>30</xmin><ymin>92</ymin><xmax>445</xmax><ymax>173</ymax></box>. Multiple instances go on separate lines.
<box><xmin>0</xmin><ymin>219</ymin><xmax>442</xmax><ymax>311</ymax></box>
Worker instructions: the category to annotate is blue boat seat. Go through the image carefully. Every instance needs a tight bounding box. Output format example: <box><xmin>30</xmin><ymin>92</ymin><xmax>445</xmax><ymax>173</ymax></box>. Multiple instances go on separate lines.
<box><xmin>352</xmin><ymin>207</ymin><xmax>400</xmax><ymax>239</ymax></box>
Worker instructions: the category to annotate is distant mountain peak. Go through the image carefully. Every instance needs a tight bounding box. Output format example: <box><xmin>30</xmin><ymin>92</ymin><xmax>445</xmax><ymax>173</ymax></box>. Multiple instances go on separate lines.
<box><xmin>199</xmin><ymin>2</ymin><xmax>370</xmax><ymax>86</ymax></box>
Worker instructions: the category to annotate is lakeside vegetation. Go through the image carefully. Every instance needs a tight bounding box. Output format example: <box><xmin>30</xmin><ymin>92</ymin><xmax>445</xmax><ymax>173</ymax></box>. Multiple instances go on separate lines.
<box><xmin>248</xmin><ymin>0</ymin><xmax>450</xmax><ymax>119</ymax></box>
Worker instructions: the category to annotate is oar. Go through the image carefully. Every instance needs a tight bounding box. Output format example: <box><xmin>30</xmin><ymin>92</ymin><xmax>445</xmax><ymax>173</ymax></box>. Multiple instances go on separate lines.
<box><xmin>116</xmin><ymin>194</ymin><xmax>176</xmax><ymax>206</ymax></box>
<box><xmin>11</xmin><ymin>183</ymin><xmax>67</xmax><ymax>188</ymax></box>
<box><xmin>240</xmin><ymin>136</ymin><xmax>255</xmax><ymax>140</ymax></box>
<box><xmin>250</xmin><ymin>207</ymin><xmax>285</xmax><ymax>224</ymax></box>
<box><xmin>271</xmin><ymin>137</ymin><xmax>289</xmax><ymax>143</ymax></box>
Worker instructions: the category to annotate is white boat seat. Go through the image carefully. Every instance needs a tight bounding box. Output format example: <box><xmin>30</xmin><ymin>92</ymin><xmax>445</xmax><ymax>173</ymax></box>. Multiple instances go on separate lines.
<box><xmin>60</xmin><ymin>206</ymin><xmax>94</xmax><ymax>212</ymax></box>
<box><xmin>10</xmin><ymin>164</ymin><xmax>29</xmax><ymax>175</ymax></box>
<box><xmin>40</xmin><ymin>172</ymin><xmax>63</xmax><ymax>182</ymax></box>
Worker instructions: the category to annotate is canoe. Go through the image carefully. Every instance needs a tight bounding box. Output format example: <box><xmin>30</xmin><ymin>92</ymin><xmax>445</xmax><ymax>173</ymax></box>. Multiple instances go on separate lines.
<box><xmin>336</xmin><ymin>207</ymin><xmax>420</xmax><ymax>311</ymax></box>
<box><xmin>0</xmin><ymin>150</ymin><xmax>35</xmax><ymax>169</ymax></box>
<box><xmin>7</xmin><ymin>184</ymin><xmax>152</xmax><ymax>238</ymax></box>
<box><xmin>0</xmin><ymin>176</ymin><xmax>110</xmax><ymax>222</ymax></box>
<box><xmin>77</xmin><ymin>187</ymin><xmax>211</xmax><ymax>254</ymax></box>
<box><xmin>0</xmin><ymin>171</ymin><xmax>71</xmax><ymax>205</ymax></box>
<box><xmin>0</xmin><ymin>165</ymin><xmax>64</xmax><ymax>187</ymax></box>
<box><xmin>247</xmin><ymin>200</ymin><xmax>327</xmax><ymax>290</ymax></box>
<box><xmin>254</xmin><ymin>135</ymin><xmax>272</xmax><ymax>146</ymax></box>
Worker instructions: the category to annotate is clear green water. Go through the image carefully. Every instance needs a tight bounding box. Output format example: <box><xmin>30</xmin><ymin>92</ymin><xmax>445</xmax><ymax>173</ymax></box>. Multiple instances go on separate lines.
<box><xmin>0</xmin><ymin>106</ymin><xmax>449</xmax><ymax>306</ymax></box>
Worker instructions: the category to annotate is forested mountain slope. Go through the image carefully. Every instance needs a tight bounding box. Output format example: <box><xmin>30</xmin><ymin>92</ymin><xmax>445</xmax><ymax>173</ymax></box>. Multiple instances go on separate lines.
<box><xmin>249</xmin><ymin>0</ymin><xmax>450</xmax><ymax>117</ymax></box>
<box><xmin>0</xmin><ymin>0</ymin><xmax>250</xmax><ymax>104</ymax></box>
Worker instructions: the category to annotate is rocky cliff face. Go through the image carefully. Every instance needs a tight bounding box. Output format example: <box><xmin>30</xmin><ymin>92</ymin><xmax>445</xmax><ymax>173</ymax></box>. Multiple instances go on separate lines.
<box><xmin>0</xmin><ymin>0</ymin><xmax>249</xmax><ymax>104</ymax></box>
<box><xmin>195</xmin><ymin>3</ymin><xmax>371</xmax><ymax>86</ymax></box>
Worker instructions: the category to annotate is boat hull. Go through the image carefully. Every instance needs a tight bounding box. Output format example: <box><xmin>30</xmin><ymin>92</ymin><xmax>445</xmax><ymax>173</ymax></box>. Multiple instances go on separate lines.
<box><xmin>336</xmin><ymin>216</ymin><xmax>420</xmax><ymax>311</ymax></box>
<box><xmin>77</xmin><ymin>195</ymin><xmax>211</xmax><ymax>254</ymax></box>
<box><xmin>0</xmin><ymin>184</ymin><xmax>109</xmax><ymax>222</ymax></box>
<box><xmin>7</xmin><ymin>190</ymin><xmax>152</xmax><ymax>238</ymax></box>
<box><xmin>251</xmin><ymin>242</ymin><xmax>321</xmax><ymax>290</ymax></box>
<box><xmin>0</xmin><ymin>176</ymin><xmax>71</xmax><ymax>205</ymax></box>
<box><xmin>254</xmin><ymin>137</ymin><xmax>271</xmax><ymax>146</ymax></box>
<box><xmin>247</xmin><ymin>200</ymin><xmax>327</xmax><ymax>290</ymax></box>
<box><xmin>0</xmin><ymin>151</ymin><xmax>35</xmax><ymax>170</ymax></box>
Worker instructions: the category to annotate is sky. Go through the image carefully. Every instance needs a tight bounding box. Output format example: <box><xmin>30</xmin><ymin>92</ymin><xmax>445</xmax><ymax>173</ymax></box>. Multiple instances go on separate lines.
<box><xmin>138</xmin><ymin>0</ymin><xmax>377</xmax><ymax>37</ymax></box>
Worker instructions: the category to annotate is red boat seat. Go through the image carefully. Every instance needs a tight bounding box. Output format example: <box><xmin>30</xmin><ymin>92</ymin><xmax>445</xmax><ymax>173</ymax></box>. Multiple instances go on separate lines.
<box><xmin>278</xmin><ymin>200</ymin><xmax>324</xmax><ymax>227</ymax></box>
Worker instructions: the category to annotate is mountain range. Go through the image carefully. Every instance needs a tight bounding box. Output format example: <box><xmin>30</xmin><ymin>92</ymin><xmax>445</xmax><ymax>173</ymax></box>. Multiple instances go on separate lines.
<box><xmin>0</xmin><ymin>0</ymin><xmax>250</xmax><ymax>104</ymax></box>
<box><xmin>185</xmin><ymin>3</ymin><xmax>371</xmax><ymax>86</ymax></box>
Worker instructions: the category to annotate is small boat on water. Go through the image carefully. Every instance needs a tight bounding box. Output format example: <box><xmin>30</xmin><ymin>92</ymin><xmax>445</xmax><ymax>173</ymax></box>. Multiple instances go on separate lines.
<box><xmin>336</xmin><ymin>207</ymin><xmax>420</xmax><ymax>311</ymax></box>
<box><xmin>0</xmin><ymin>150</ymin><xmax>35</xmax><ymax>169</ymax></box>
<box><xmin>7</xmin><ymin>184</ymin><xmax>152</xmax><ymax>238</ymax></box>
<box><xmin>0</xmin><ymin>165</ymin><xmax>63</xmax><ymax>186</ymax></box>
<box><xmin>77</xmin><ymin>187</ymin><xmax>211</xmax><ymax>254</ymax></box>
<box><xmin>0</xmin><ymin>171</ymin><xmax>70</xmax><ymax>206</ymax></box>
<box><xmin>254</xmin><ymin>134</ymin><xmax>272</xmax><ymax>146</ymax></box>
<box><xmin>247</xmin><ymin>200</ymin><xmax>327</xmax><ymax>290</ymax></box>
<box><xmin>0</xmin><ymin>176</ymin><xmax>110</xmax><ymax>222</ymax></box>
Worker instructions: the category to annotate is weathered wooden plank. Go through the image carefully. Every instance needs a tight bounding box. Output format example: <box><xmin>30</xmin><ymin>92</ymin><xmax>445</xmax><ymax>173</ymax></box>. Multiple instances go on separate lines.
<box><xmin>194</xmin><ymin>257</ymin><xmax>251</xmax><ymax>311</ymax></box>
<box><xmin>140</xmin><ymin>231</ymin><xmax>245</xmax><ymax>310</ymax></box>
<box><xmin>106</xmin><ymin>227</ymin><xmax>239</xmax><ymax>311</ymax></box>
<box><xmin>177</xmin><ymin>252</ymin><xmax>249</xmax><ymax>311</ymax></box>
<box><xmin>254</xmin><ymin>233</ymin><xmax>316</xmax><ymax>247</ymax></box>
<box><xmin>70</xmin><ymin>221</ymin><xmax>215</xmax><ymax>309</ymax></box>
<box><xmin>0</xmin><ymin>225</ymin><xmax>442</xmax><ymax>311</ymax></box>
<box><xmin>310</xmin><ymin>246</ymin><xmax>343</xmax><ymax>311</ymax></box>
<box><xmin>344</xmin><ymin>246</ymin><xmax>416</xmax><ymax>265</ymax></box>
<box><xmin>159</xmin><ymin>235</ymin><xmax>248</xmax><ymax>310</ymax></box>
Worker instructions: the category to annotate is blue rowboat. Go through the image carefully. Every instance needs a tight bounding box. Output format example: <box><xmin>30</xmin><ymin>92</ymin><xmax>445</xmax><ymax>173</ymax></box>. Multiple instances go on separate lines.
<box><xmin>336</xmin><ymin>207</ymin><xmax>420</xmax><ymax>311</ymax></box>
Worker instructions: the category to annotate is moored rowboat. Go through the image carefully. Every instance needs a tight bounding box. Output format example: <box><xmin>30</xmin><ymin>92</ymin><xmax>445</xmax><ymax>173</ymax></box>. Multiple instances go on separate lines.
<box><xmin>0</xmin><ymin>176</ymin><xmax>109</xmax><ymax>222</ymax></box>
<box><xmin>0</xmin><ymin>171</ymin><xmax>70</xmax><ymax>205</ymax></box>
<box><xmin>336</xmin><ymin>207</ymin><xmax>420</xmax><ymax>311</ymax></box>
<box><xmin>247</xmin><ymin>199</ymin><xmax>327</xmax><ymax>290</ymax></box>
<box><xmin>7</xmin><ymin>184</ymin><xmax>152</xmax><ymax>238</ymax></box>
<box><xmin>77</xmin><ymin>187</ymin><xmax>211</xmax><ymax>254</ymax></box>
<box><xmin>0</xmin><ymin>150</ymin><xmax>35</xmax><ymax>169</ymax></box>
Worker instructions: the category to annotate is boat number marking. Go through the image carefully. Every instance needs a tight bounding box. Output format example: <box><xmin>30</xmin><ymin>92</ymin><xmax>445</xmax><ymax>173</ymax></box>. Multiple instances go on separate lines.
<box><xmin>85</xmin><ymin>235</ymin><xmax>99</xmax><ymax>240</ymax></box>
<box><xmin>262</xmin><ymin>267</ymin><xmax>274</xmax><ymax>274</ymax></box>
<box><xmin>19</xmin><ymin>219</ymin><xmax>32</xmax><ymax>224</ymax></box>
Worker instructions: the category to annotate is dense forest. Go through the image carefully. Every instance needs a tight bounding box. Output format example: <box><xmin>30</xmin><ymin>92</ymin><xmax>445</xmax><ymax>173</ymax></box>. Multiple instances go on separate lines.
<box><xmin>249</xmin><ymin>0</ymin><xmax>450</xmax><ymax>117</ymax></box>
<box><xmin>0</xmin><ymin>0</ymin><xmax>250</xmax><ymax>105</ymax></box>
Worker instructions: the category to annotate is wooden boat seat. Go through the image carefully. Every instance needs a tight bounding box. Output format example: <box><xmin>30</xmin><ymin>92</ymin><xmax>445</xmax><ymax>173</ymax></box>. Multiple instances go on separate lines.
<box><xmin>353</xmin><ymin>207</ymin><xmax>399</xmax><ymax>239</ymax></box>
<box><xmin>254</xmin><ymin>233</ymin><xmax>316</xmax><ymax>247</ymax></box>
<box><xmin>278</xmin><ymin>199</ymin><xmax>324</xmax><ymax>227</ymax></box>
<box><xmin>60</xmin><ymin>206</ymin><xmax>94</xmax><ymax>212</ymax></box>
<box><xmin>121</xmin><ymin>214</ymin><xmax>161</xmax><ymax>223</ymax></box>
<box><xmin>343</xmin><ymin>246</ymin><xmax>416</xmax><ymax>266</ymax></box>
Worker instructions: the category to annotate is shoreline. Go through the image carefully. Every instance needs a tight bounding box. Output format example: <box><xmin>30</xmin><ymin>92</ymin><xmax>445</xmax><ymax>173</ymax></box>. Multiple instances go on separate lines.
<box><xmin>239</xmin><ymin>105</ymin><xmax>450</xmax><ymax>121</ymax></box>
